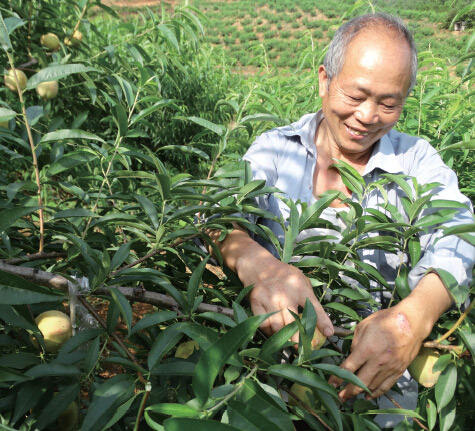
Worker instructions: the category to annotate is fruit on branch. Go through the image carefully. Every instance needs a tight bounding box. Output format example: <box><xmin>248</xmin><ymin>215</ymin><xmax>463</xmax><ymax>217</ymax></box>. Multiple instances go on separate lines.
<box><xmin>288</xmin><ymin>383</ymin><xmax>315</xmax><ymax>406</ymax></box>
<box><xmin>40</xmin><ymin>33</ymin><xmax>60</xmax><ymax>51</ymax></box>
<box><xmin>64</xmin><ymin>30</ymin><xmax>83</xmax><ymax>47</ymax></box>
<box><xmin>4</xmin><ymin>68</ymin><xmax>27</xmax><ymax>92</ymax></box>
<box><xmin>33</xmin><ymin>310</ymin><xmax>72</xmax><ymax>352</ymax></box>
<box><xmin>311</xmin><ymin>327</ymin><xmax>327</xmax><ymax>350</ymax></box>
<box><xmin>36</xmin><ymin>80</ymin><xmax>59</xmax><ymax>100</ymax></box>
<box><xmin>408</xmin><ymin>347</ymin><xmax>441</xmax><ymax>388</ymax></box>
<box><xmin>175</xmin><ymin>340</ymin><xmax>199</xmax><ymax>359</ymax></box>
<box><xmin>56</xmin><ymin>401</ymin><xmax>79</xmax><ymax>431</ymax></box>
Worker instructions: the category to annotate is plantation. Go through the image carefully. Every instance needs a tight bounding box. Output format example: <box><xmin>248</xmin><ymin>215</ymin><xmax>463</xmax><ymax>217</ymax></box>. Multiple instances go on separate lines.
<box><xmin>0</xmin><ymin>1</ymin><xmax>473</xmax><ymax>430</ymax></box>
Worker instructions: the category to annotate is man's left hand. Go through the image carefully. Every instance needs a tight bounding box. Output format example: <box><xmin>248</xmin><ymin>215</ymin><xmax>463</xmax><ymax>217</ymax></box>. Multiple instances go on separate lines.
<box><xmin>328</xmin><ymin>305</ymin><xmax>424</xmax><ymax>401</ymax></box>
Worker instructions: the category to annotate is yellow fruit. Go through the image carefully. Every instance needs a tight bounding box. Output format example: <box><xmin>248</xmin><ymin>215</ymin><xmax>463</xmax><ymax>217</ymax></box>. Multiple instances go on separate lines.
<box><xmin>34</xmin><ymin>310</ymin><xmax>72</xmax><ymax>352</ymax></box>
<box><xmin>4</xmin><ymin>68</ymin><xmax>27</xmax><ymax>92</ymax></box>
<box><xmin>57</xmin><ymin>401</ymin><xmax>79</xmax><ymax>431</ymax></box>
<box><xmin>64</xmin><ymin>30</ymin><xmax>83</xmax><ymax>47</ymax></box>
<box><xmin>408</xmin><ymin>347</ymin><xmax>441</xmax><ymax>388</ymax></box>
<box><xmin>311</xmin><ymin>327</ymin><xmax>327</xmax><ymax>350</ymax></box>
<box><xmin>36</xmin><ymin>80</ymin><xmax>59</xmax><ymax>100</ymax></box>
<box><xmin>175</xmin><ymin>340</ymin><xmax>199</xmax><ymax>359</ymax></box>
<box><xmin>288</xmin><ymin>383</ymin><xmax>314</xmax><ymax>406</ymax></box>
<box><xmin>40</xmin><ymin>33</ymin><xmax>60</xmax><ymax>51</ymax></box>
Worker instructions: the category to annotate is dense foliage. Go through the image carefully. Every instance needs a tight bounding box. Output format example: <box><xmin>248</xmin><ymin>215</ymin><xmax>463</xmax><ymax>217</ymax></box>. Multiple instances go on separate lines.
<box><xmin>0</xmin><ymin>1</ymin><xmax>473</xmax><ymax>430</ymax></box>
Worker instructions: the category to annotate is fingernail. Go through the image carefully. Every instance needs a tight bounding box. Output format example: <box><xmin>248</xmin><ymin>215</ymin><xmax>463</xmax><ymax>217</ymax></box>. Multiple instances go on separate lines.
<box><xmin>324</xmin><ymin>327</ymin><xmax>334</xmax><ymax>337</ymax></box>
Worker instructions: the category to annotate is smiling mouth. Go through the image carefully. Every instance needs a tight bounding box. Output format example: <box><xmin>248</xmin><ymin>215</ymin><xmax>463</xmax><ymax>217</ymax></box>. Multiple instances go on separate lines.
<box><xmin>346</xmin><ymin>125</ymin><xmax>369</xmax><ymax>137</ymax></box>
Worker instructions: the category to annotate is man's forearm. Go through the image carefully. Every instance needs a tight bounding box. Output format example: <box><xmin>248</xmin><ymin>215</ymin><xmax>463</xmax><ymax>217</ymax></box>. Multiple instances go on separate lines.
<box><xmin>211</xmin><ymin>227</ymin><xmax>279</xmax><ymax>286</ymax></box>
<box><xmin>396</xmin><ymin>272</ymin><xmax>453</xmax><ymax>340</ymax></box>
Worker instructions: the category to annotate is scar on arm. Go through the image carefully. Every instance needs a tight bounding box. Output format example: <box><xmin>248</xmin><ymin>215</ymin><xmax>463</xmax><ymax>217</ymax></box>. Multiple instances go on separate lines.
<box><xmin>395</xmin><ymin>312</ymin><xmax>412</xmax><ymax>333</ymax></box>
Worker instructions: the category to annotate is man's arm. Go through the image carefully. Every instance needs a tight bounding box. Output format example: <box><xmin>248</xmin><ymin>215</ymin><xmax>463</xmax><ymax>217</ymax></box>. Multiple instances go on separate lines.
<box><xmin>210</xmin><ymin>226</ymin><xmax>334</xmax><ymax>341</ymax></box>
<box><xmin>329</xmin><ymin>272</ymin><xmax>453</xmax><ymax>401</ymax></box>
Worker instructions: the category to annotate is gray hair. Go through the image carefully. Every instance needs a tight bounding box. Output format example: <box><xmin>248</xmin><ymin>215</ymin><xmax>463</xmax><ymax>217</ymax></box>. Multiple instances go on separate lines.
<box><xmin>323</xmin><ymin>13</ymin><xmax>418</xmax><ymax>95</ymax></box>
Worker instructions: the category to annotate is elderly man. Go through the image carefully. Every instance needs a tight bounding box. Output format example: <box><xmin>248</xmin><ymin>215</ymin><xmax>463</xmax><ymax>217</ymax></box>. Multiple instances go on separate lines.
<box><xmin>211</xmin><ymin>12</ymin><xmax>473</xmax><ymax>426</ymax></box>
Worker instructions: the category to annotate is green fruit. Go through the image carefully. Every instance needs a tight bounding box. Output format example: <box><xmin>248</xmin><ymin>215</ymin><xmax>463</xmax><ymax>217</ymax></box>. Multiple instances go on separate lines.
<box><xmin>40</xmin><ymin>33</ymin><xmax>60</xmax><ymax>50</ymax></box>
<box><xmin>64</xmin><ymin>30</ymin><xmax>82</xmax><ymax>47</ymax></box>
<box><xmin>311</xmin><ymin>327</ymin><xmax>327</xmax><ymax>350</ymax></box>
<box><xmin>408</xmin><ymin>347</ymin><xmax>441</xmax><ymax>388</ymax></box>
<box><xmin>175</xmin><ymin>340</ymin><xmax>199</xmax><ymax>359</ymax></box>
<box><xmin>33</xmin><ymin>310</ymin><xmax>72</xmax><ymax>352</ymax></box>
<box><xmin>36</xmin><ymin>80</ymin><xmax>59</xmax><ymax>100</ymax></box>
<box><xmin>57</xmin><ymin>401</ymin><xmax>79</xmax><ymax>431</ymax></box>
<box><xmin>4</xmin><ymin>68</ymin><xmax>27</xmax><ymax>92</ymax></box>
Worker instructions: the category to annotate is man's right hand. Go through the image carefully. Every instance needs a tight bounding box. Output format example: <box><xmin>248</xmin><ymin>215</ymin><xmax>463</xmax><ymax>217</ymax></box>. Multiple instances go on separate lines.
<box><xmin>214</xmin><ymin>227</ymin><xmax>334</xmax><ymax>342</ymax></box>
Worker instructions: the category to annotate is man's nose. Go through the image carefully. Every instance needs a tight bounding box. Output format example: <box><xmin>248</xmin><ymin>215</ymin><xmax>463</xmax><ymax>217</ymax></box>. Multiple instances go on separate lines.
<box><xmin>354</xmin><ymin>101</ymin><xmax>379</xmax><ymax>124</ymax></box>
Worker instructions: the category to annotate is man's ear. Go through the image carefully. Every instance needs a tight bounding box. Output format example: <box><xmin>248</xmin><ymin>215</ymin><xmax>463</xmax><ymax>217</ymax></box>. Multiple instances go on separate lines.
<box><xmin>318</xmin><ymin>65</ymin><xmax>329</xmax><ymax>98</ymax></box>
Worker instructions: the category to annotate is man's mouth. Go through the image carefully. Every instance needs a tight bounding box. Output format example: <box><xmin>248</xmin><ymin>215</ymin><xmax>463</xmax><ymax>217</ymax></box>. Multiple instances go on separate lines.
<box><xmin>346</xmin><ymin>125</ymin><xmax>369</xmax><ymax>137</ymax></box>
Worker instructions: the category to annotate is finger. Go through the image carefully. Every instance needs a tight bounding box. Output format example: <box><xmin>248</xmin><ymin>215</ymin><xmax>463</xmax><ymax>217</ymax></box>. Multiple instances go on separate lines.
<box><xmin>338</xmin><ymin>361</ymin><xmax>380</xmax><ymax>402</ymax></box>
<box><xmin>268</xmin><ymin>309</ymin><xmax>286</xmax><ymax>334</ymax></box>
<box><xmin>366</xmin><ymin>375</ymin><xmax>398</xmax><ymax>400</ymax></box>
<box><xmin>328</xmin><ymin>349</ymin><xmax>367</xmax><ymax>388</ymax></box>
<box><xmin>252</xmin><ymin>303</ymin><xmax>272</xmax><ymax>336</ymax></box>
<box><xmin>306</xmin><ymin>294</ymin><xmax>334</xmax><ymax>337</ymax></box>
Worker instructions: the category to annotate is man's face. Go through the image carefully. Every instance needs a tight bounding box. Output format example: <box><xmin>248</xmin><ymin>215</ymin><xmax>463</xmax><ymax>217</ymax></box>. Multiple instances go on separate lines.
<box><xmin>318</xmin><ymin>29</ymin><xmax>412</xmax><ymax>157</ymax></box>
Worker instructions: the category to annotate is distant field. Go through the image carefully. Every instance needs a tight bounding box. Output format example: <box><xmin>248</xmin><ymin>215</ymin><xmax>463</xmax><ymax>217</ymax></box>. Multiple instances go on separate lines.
<box><xmin>104</xmin><ymin>0</ymin><xmax>472</xmax><ymax>74</ymax></box>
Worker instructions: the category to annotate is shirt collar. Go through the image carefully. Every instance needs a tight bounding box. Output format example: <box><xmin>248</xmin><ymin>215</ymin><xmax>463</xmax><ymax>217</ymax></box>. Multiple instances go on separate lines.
<box><xmin>363</xmin><ymin>132</ymin><xmax>404</xmax><ymax>176</ymax></box>
<box><xmin>280</xmin><ymin>110</ymin><xmax>404</xmax><ymax>175</ymax></box>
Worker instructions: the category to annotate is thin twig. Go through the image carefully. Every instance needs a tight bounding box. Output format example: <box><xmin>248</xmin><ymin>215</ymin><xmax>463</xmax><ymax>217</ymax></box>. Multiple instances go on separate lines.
<box><xmin>385</xmin><ymin>394</ymin><xmax>428</xmax><ymax>431</ymax></box>
<box><xmin>436</xmin><ymin>301</ymin><xmax>473</xmax><ymax>343</ymax></box>
<box><xmin>4</xmin><ymin>252</ymin><xmax>66</xmax><ymax>264</ymax></box>
<box><xmin>69</xmin><ymin>0</ymin><xmax>89</xmax><ymax>39</ymax></box>
<box><xmin>286</xmin><ymin>388</ymin><xmax>334</xmax><ymax>431</ymax></box>
<box><xmin>6</xmin><ymin>53</ymin><xmax>44</xmax><ymax>253</ymax></box>
<box><xmin>77</xmin><ymin>296</ymin><xmax>147</xmax><ymax>385</ymax></box>
<box><xmin>422</xmin><ymin>341</ymin><xmax>464</xmax><ymax>353</ymax></box>
<box><xmin>133</xmin><ymin>389</ymin><xmax>151</xmax><ymax>431</ymax></box>
<box><xmin>0</xmin><ymin>261</ymin><xmax>351</xmax><ymax>337</ymax></box>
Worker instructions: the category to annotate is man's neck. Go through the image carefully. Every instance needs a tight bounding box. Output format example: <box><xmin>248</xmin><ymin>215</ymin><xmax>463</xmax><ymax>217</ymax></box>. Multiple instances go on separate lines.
<box><xmin>315</xmin><ymin>118</ymin><xmax>373</xmax><ymax>174</ymax></box>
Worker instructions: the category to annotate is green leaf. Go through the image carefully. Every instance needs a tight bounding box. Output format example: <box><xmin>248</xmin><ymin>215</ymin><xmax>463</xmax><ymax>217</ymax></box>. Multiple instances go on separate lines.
<box><xmin>0</xmin><ymin>107</ymin><xmax>16</xmax><ymax>122</ymax></box>
<box><xmin>362</xmin><ymin>408</ymin><xmax>424</xmax><ymax>420</ymax></box>
<box><xmin>148</xmin><ymin>323</ymin><xmax>183</xmax><ymax>370</ymax></box>
<box><xmin>0</xmin><ymin>12</ymin><xmax>12</xmax><ymax>51</ymax></box>
<box><xmin>236</xmin><ymin>179</ymin><xmax>266</xmax><ymax>204</ymax></box>
<box><xmin>130</xmin><ymin>310</ymin><xmax>177</xmax><ymax>336</ymax></box>
<box><xmin>228</xmin><ymin>400</ymin><xmax>279</xmax><ymax>431</ymax></box>
<box><xmin>325</xmin><ymin>302</ymin><xmax>361</xmax><ymax>321</ymax></box>
<box><xmin>35</xmin><ymin>383</ymin><xmax>80</xmax><ymax>429</ymax></box>
<box><xmin>26</xmin><ymin>64</ymin><xmax>99</xmax><ymax>89</ymax></box>
<box><xmin>282</xmin><ymin>198</ymin><xmax>300</xmax><ymax>263</ymax></box>
<box><xmin>81</xmin><ymin>375</ymin><xmax>135</xmax><ymax>431</ymax></box>
<box><xmin>110</xmin><ymin>288</ymin><xmax>133</xmax><ymax>336</ymax></box>
<box><xmin>130</xmin><ymin>99</ymin><xmax>176</xmax><ymax>125</ymax></box>
<box><xmin>438</xmin><ymin>398</ymin><xmax>456</xmax><ymax>431</ymax></box>
<box><xmin>41</xmin><ymin>129</ymin><xmax>105</xmax><ymax>143</ymax></box>
<box><xmin>136</xmin><ymin>194</ymin><xmax>159</xmax><ymax>229</ymax></box>
<box><xmin>26</xmin><ymin>364</ymin><xmax>80</xmax><ymax>378</ymax></box>
<box><xmin>408</xmin><ymin>237</ymin><xmax>421</xmax><ymax>267</ymax></box>
<box><xmin>186</xmin><ymin>116</ymin><xmax>225</xmax><ymax>136</ymax></box>
<box><xmin>0</xmin><ymin>206</ymin><xmax>38</xmax><ymax>233</ymax></box>
<box><xmin>299</xmin><ymin>191</ymin><xmax>340</xmax><ymax>230</ymax></box>
<box><xmin>111</xmin><ymin>241</ymin><xmax>134</xmax><ymax>270</ymax></box>
<box><xmin>84</xmin><ymin>336</ymin><xmax>101</xmax><ymax>375</ymax></box>
<box><xmin>187</xmin><ymin>256</ymin><xmax>209</xmax><ymax>311</ymax></box>
<box><xmin>0</xmin><ymin>270</ymin><xmax>63</xmax><ymax>305</ymax></box>
<box><xmin>193</xmin><ymin>314</ymin><xmax>269</xmax><ymax>405</ymax></box>
<box><xmin>53</xmin><ymin>208</ymin><xmax>97</xmax><ymax>219</ymax></box>
<box><xmin>164</xmin><ymin>418</ymin><xmax>242</xmax><ymax>431</ymax></box>
<box><xmin>312</xmin><ymin>363</ymin><xmax>370</xmax><ymax>393</ymax></box>
<box><xmin>146</xmin><ymin>403</ymin><xmax>200</xmax><ymax>418</ymax></box>
<box><xmin>103</xmin><ymin>393</ymin><xmax>141</xmax><ymax>429</ymax></box>
<box><xmin>259</xmin><ymin>321</ymin><xmax>298</xmax><ymax>364</ymax></box>
<box><xmin>267</xmin><ymin>364</ymin><xmax>338</xmax><ymax>398</ymax></box>
<box><xmin>158</xmin><ymin>23</ymin><xmax>180</xmax><ymax>51</ymax></box>
<box><xmin>426</xmin><ymin>398</ymin><xmax>437</xmax><ymax>430</ymax></box>
<box><xmin>113</xmin><ymin>102</ymin><xmax>128</xmax><ymax>137</ymax></box>
<box><xmin>435</xmin><ymin>363</ymin><xmax>457</xmax><ymax>412</ymax></box>
<box><xmin>382</xmin><ymin>173</ymin><xmax>413</xmax><ymax>201</ymax></box>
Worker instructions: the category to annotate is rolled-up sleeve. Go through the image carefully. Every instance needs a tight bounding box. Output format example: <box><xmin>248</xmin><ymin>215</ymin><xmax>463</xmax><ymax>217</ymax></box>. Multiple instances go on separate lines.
<box><xmin>407</xmin><ymin>140</ymin><xmax>475</xmax><ymax>289</ymax></box>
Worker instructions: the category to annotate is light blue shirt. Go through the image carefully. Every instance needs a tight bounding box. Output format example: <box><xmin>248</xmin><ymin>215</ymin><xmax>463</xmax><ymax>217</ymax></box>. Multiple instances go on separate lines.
<box><xmin>243</xmin><ymin>111</ymin><xmax>474</xmax><ymax>299</ymax></box>
<box><xmin>241</xmin><ymin>111</ymin><xmax>474</xmax><ymax>427</ymax></box>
